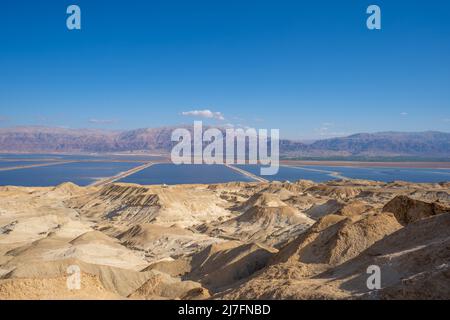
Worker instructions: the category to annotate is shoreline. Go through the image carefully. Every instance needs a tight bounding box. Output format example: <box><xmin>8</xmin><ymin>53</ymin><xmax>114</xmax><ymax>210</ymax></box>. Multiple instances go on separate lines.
<box><xmin>1</xmin><ymin>153</ymin><xmax>450</xmax><ymax>170</ymax></box>
<box><xmin>280</xmin><ymin>160</ymin><xmax>450</xmax><ymax>169</ymax></box>
<box><xmin>1</xmin><ymin>152</ymin><xmax>450</xmax><ymax>169</ymax></box>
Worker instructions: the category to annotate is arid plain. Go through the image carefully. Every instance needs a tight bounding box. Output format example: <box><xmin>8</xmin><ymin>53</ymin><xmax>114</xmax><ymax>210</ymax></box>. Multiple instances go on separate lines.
<box><xmin>0</xmin><ymin>178</ymin><xmax>449</xmax><ymax>299</ymax></box>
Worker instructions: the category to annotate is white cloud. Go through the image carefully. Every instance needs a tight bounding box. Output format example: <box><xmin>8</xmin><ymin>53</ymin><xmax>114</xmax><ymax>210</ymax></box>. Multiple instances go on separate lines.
<box><xmin>88</xmin><ymin>118</ymin><xmax>117</xmax><ymax>124</ymax></box>
<box><xmin>314</xmin><ymin>122</ymin><xmax>347</xmax><ymax>138</ymax></box>
<box><xmin>400</xmin><ymin>112</ymin><xmax>408</xmax><ymax>116</ymax></box>
<box><xmin>181</xmin><ymin>109</ymin><xmax>225</xmax><ymax>121</ymax></box>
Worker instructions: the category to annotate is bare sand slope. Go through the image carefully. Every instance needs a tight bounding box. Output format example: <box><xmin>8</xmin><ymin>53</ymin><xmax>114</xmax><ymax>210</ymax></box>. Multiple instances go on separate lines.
<box><xmin>0</xmin><ymin>179</ymin><xmax>449</xmax><ymax>299</ymax></box>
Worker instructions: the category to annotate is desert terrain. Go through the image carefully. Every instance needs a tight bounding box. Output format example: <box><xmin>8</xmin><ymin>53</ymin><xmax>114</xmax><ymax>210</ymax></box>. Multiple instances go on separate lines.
<box><xmin>0</xmin><ymin>178</ymin><xmax>449</xmax><ymax>300</ymax></box>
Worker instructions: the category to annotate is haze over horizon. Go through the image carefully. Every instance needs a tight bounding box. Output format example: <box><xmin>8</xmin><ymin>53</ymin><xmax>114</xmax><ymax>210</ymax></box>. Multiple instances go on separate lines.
<box><xmin>0</xmin><ymin>124</ymin><xmax>449</xmax><ymax>143</ymax></box>
<box><xmin>1</xmin><ymin>1</ymin><xmax>450</xmax><ymax>139</ymax></box>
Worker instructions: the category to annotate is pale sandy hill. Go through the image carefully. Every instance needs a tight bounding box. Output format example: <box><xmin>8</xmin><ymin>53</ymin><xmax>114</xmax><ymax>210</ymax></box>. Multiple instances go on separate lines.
<box><xmin>66</xmin><ymin>184</ymin><xmax>161</xmax><ymax>222</ymax></box>
<box><xmin>255</xmin><ymin>181</ymin><xmax>313</xmax><ymax>196</ymax></box>
<box><xmin>0</xmin><ymin>215</ymin><xmax>92</xmax><ymax>246</ymax></box>
<box><xmin>305</xmin><ymin>199</ymin><xmax>345</xmax><ymax>219</ymax></box>
<box><xmin>188</xmin><ymin>241</ymin><xmax>277</xmax><ymax>291</ymax></box>
<box><xmin>292</xmin><ymin>179</ymin><xmax>316</xmax><ymax>189</ymax></box>
<box><xmin>50</xmin><ymin>182</ymin><xmax>85</xmax><ymax>197</ymax></box>
<box><xmin>117</xmin><ymin>223</ymin><xmax>221</xmax><ymax>262</ymax></box>
<box><xmin>383</xmin><ymin>195</ymin><xmax>450</xmax><ymax>225</ymax></box>
<box><xmin>0</xmin><ymin>272</ymin><xmax>120</xmax><ymax>300</ymax></box>
<box><xmin>67</xmin><ymin>183</ymin><xmax>231</xmax><ymax>228</ymax></box>
<box><xmin>146</xmin><ymin>241</ymin><xmax>277</xmax><ymax>292</ymax></box>
<box><xmin>219</xmin><ymin>192</ymin><xmax>247</xmax><ymax>203</ymax></box>
<box><xmin>258</xmin><ymin>186</ymin><xmax>295</xmax><ymax>201</ymax></box>
<box><xmin>306</xmin><ymin>185</ymin><xmax>362</xmax><ymax>200</ymax></box>
<box><xmin>5</xmin><ymin>236</ymin><xmax>70</xmax><ymax>261</ymax></box>
<box><xmin>326</xmin><ymin>211</ymin><xmax>450</xmax><ymax>299</ymax></box>
<box><xmin>0</xmin><ymin>186</ymin><xmax>25</xmax><ymax>192</ymax></box>
<box><xmin>211</xmin><ymin>204</ymin><xmax>314</xmax><ymax>247</ymax></box>
<box><xmin>3</xmin><ymin>230</ymin><xmax>148</xmax><ymax>271</ymax></box>
<box><xmin>236</xmin><ymin>205</ymin><xmax>304</xmax><ymax>225</ymax></box>
<box><xmin>128</xmin><ymin>270</ymin><xmax>203</xmax><ymax>300</ymax></box>
<box><xmin>2</xmin><ymin>258</ymin><xmax>156</xmax><ymax>297</ymax></box>
<box><xmin>408</xmin><ymin>189</ymin><xmax>450</xmax><ymax>204</ymax></box>
<box><xmin>219</xmin><ymin>211</ymin><xmax>449</xmax><ymax>300</ymax></box>
<box><xmin>237</xmin><ymin>192</ymin><xmax>289</xmax><ymax>211</ymax></box>
<box><xmin>271</xmin><ymin>212</ymin><xmax>401</xmax><ymax>268</ymax></box>
<box><xmin>280</xmin><ymin>192</ymin><xmax>319</xmax><ymax>209</ymax></box>
<box><xmin>181</xmin><ymin>287</ymin><xmax>211</xmax><ymax>300</ymax></box>
<box><xmin>386</xmin><ymin>181</ymin><xmax>431</xmax><ymax>189</ymax></box>
<box><xmin>0</xmin><ymin>215</ymin><xmax>72</xmax><ymax>244</ymax></box>
<box><xmin>374</xmin><ymin>264</ymin><xmax>450</xmax><ymax>300</ymax></box>
<box><xmin>142</xmin><ymin>258</ymin><xmax>192</xmax><ymax>277</ymax></box>
<box><xmin>118</xmin><ymin>224</ymin><xmax>193</xmax><ymax>244</ymax></box>
<box><xmin>330</xmin><ymin>179</ymin><xmax>384</xmax><ymax>187</ymax></box>
<box><xmin>336</xmin><ymin>200</ymin><xmax>372</xmax><ymax>217</ymax></box>
<box><xmin>192</xmin><ymin>190</ymin><xmax>315</xmax><ymax>247</ymax></box>
<box><xmin>305</xmin><ymin>199</ymin><xmax>372</xmax><ymax>220</ymax></box>
<box><xmin>70</xmin><ymin>230</ymin><xmax>121</xmax><ymax>245</ymax></box>
<box><xmin>207</xmin><ymin>181</ymin><xmax>260</xmax><ymax>191</ymax></box>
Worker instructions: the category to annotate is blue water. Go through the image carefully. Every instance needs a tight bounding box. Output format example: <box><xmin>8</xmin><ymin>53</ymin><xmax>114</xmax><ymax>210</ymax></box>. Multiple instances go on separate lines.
<box><xmin>235</xmin><ymin>165</ymin><xmax>334</xmax><ymax>182</ymax></box>
<box><xmin>301</xmin><ymin>165</ymin><xmax>450</xmax><ymax>183</ymax></box>
<box><xmin>0</xmin><ymin>162</ymin><xmax>144</xmax><ymax>187</ymax></box>
<box><xmin>119</xmin><ymin>164</ymin><xmax>255</xmax><ymax>185</ymax></box>
<box><xmin>0</xmin><ymin>161</ymin><xmax>55</xmax><ymax>169</ymax></box>
<box><xmin>0</xmin><ymin>152</ymin><xmax>449</xmax><ymax>186</ymax></box>
<box><xmin>0</xmin><ymin>154</ymin><xmax>66</xmax><ymax>160</ymax></box>
<box><xmin>0</xmin><ymin>153</ymin><xmax>167</xmax><ymax>162</ymax></box>
<box><xmin>236</xmin><ymin>165</ymin><xmax>450</xmax><ymax>183</ymax></box>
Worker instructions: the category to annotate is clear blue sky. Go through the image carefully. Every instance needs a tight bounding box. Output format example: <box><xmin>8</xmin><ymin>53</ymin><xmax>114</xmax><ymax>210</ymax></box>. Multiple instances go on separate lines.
<box><xmin>1</xmin><ymin>0</ymin><xmax>449</xmax><ymax>139</ymax></box>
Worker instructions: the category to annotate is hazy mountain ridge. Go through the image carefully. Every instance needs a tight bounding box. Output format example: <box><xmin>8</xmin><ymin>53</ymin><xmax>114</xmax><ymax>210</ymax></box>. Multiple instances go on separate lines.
<box><xmin>296</xmin><ymin>131</ymin><xmax>450</xmax><ymax>158</ymax></box>
<box><xmin>0</xmin><ymin>126</ymin><xmax>449</xmax><ymax>159</ymax></box>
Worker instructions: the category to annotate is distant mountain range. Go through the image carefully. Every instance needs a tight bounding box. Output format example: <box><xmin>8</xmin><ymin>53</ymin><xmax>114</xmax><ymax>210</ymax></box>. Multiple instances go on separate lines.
<box><xmin>0</xmin><ymin>126</ymin><xmax>449</xmax><ymax>160</ymax></box>
<box><xmin>281</xmin><ymin>131</ymin><xmax>450</xmax><ymax>160</ymax></box>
